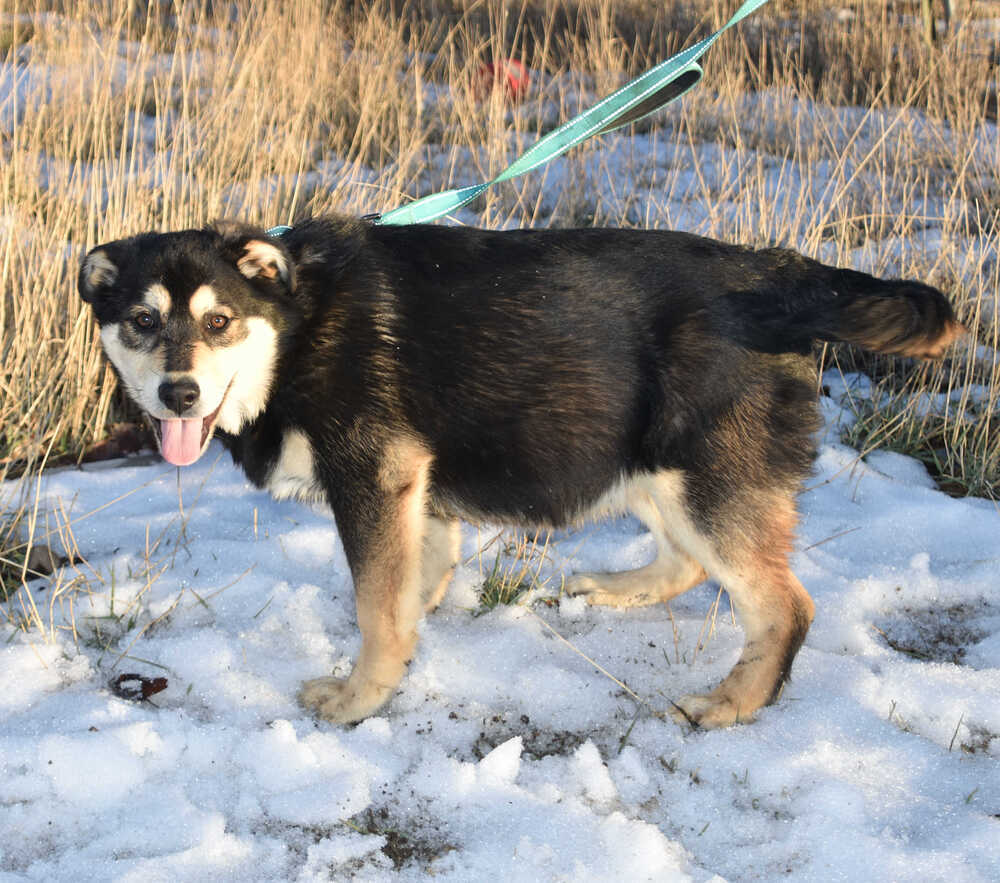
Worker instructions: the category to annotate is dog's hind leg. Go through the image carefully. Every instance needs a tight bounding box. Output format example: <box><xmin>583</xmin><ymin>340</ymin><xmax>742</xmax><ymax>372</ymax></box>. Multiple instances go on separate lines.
<box><xmin>299</xmin><ymin>441</ymin><xmax>432</xmax><ymax>724</ymax></box>
<box><xmin>421</xmin><ymin>515</ymin><xmax>461</xmax><ymax>613</ymax></box>
<box><xmin>565</xmin><ymin>483</ymin><xmax>707</xmax><ymax>607</ymax></box>
<box><xmin>641</xmin><ymin>472</ymin><xmax>814</xmax><ymax>729</ymax></box>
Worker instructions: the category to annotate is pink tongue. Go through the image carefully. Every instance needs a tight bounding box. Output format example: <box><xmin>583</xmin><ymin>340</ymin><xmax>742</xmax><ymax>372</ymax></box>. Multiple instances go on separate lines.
<box><xmin>160</xmin><ymin>418</ymin><xmax>204</xmax><ymax>466</ymax></box>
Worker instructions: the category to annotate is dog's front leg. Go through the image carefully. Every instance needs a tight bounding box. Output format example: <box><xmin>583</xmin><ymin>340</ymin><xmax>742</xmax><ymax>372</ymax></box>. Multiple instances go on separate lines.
<box><xmin>300</xmin><ymin>441</ymin><xmax>432</xmax><ymax>724</ymax></box>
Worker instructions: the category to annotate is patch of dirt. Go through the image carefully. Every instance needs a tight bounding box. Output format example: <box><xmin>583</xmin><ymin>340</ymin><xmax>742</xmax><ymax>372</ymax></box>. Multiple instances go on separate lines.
<box><xmin>255</xmin><ymin>811</ymin><xmax>455</xmax><ymax>875</ymax></box>
<box><xmin>469</xmin><ymin>711</ymin><xmax>587</xmax><ymax>761</ymax></box>
<box><xmin>2</xmin><ymin>422</ymin><xmax>155</xmax><ymax>480</ymax></box>
<box><xmin>958</xmin><ymin>723</ymin><xmax>997</xmax><ymax>756</ymax></box>
<box><xmin>346</xmin><ymin>806</ymin><xmax>456</xmax><ymax>872</ymax></box>
<box><xmin>873</xmin><ymin>601</ymin><xmax>996</xmax><ymax>667</ymax></box>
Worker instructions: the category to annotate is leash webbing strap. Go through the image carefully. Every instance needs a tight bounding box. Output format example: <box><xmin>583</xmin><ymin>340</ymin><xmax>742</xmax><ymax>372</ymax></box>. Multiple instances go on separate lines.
<box><xmin>268</xmin><ymin>0</ymin><xmax>769</xmax><ymax>235</ymax></box>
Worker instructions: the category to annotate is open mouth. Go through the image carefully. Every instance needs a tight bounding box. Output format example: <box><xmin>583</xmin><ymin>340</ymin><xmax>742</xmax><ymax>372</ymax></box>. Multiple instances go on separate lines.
<box><xmin>151</xmin><ymin>380</ymin><xmax>233</xmax><ymax>467</ymax></box>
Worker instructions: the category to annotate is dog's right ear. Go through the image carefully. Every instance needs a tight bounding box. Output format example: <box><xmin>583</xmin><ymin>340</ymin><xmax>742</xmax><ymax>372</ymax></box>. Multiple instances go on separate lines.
<box><xmin>78</xmin><ymin>243</ymin><xmax>124</xmax><ymax>303</ymax></box>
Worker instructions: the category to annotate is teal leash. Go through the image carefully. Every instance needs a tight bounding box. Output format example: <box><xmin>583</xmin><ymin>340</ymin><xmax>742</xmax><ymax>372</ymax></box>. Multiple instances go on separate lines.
<box><xmin>268</xmin><ymin>0</ymin><xmax>769</xmax><ymax>236</ymax></box>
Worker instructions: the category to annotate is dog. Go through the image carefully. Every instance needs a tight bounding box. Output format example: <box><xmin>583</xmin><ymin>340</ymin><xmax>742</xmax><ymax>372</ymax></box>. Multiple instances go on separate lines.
<box><xmin>78</xmin><ymin>217</ymin><xmax>964</xmax><ymax>728</ymax></box>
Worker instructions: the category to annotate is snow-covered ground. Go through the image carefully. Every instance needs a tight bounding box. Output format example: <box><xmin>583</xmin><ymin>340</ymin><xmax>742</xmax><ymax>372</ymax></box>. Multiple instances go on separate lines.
<box><xmin>1</xmin><ymin>382</ymin><xmax>998</xmax><ymax>881</ymax></box>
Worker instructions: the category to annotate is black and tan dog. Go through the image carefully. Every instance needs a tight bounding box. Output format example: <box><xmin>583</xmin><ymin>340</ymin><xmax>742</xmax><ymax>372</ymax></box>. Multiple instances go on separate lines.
<box><xmin>78</xmin><ymin>217</ymin><xmax>963</xmax><ymax>728</ymax></box>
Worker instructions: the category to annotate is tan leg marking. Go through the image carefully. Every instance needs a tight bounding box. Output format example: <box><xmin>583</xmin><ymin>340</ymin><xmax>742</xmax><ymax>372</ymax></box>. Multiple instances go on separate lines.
<box><xmin>299</xmin><ymin>440</ymin><xmax>432</xmax><ymax>723</ymax></box>
<box><xmin>601</xmin><ymin>473</ymin><xmax>813</xmax><ymax>729</ymax></box>
<box><xmin>420</xmin><ymin>515</ymin><xmax>460</xmax><ymax>613</ymax></box>
<box><xmin>659</xmin><ymin>489</ymin><xmax>814</xmax><ymax>729</ymax></box>
<box><xmin>566</xmin><ymin>482</ymin><xmax>706</xmax><ymax>607</ymax></box>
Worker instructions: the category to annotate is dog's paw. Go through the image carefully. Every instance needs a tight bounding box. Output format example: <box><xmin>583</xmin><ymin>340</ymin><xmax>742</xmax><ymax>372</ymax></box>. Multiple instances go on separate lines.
<box><xmin>298</xmin><ymin>675</ymin><xmax>391</xmax><ymax>724</ymax></box>
<box><xmin>669</xmin><ymin>692</ymin><xmax>753</xmax><ymax>730</ymax></box>
<box><xmin>564</xmin><ymin>573</ymin><xmax>660</xmax><ymax>608</ymax></box>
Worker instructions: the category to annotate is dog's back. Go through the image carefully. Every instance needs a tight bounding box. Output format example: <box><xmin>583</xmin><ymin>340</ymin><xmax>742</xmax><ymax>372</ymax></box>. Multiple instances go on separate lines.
<box><xmin>275</xmin><ymin>221</ymin><xmax>960</xmax><ymax>526</ymax></box>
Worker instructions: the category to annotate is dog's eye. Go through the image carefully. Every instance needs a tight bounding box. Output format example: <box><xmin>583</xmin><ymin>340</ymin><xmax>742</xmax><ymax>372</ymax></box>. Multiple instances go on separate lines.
<box><xmin>134</xmin><ymin>312</ymin><xmax>156</xmax><ymax>331</ymax></box>
<box><xmin>207</xmin><ymin>314</ymin><xmax>230</xmax><ymax>332</ymax></box>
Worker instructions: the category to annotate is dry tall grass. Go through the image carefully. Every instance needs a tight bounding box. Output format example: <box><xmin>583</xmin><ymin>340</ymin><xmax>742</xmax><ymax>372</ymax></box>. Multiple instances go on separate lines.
<box><xmin>1</xmin><ymin>0</ymin><xmax>997</xmax><ymax>506</ymax></box>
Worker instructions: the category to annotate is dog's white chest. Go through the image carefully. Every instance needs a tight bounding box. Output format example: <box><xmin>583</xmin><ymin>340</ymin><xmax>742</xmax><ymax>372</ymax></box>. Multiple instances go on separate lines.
<box><xmin>267</xmin><ymin>429</ymin><xmax>325</xmax><ymax>503</ymax></box>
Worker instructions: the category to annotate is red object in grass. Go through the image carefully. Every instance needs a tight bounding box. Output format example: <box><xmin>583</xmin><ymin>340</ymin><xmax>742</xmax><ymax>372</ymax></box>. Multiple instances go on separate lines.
<box><xmin>475</xmin><ymin>58</ymin><xmax>530</xmax><ymax>101</ymax></box>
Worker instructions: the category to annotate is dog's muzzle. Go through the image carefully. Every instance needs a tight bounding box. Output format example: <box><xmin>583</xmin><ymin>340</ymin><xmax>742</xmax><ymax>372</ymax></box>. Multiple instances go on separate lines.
<box><xmin>154</xmin><ymin>377</ymin><xmax>229</xmax><ymax>467</ymax></box>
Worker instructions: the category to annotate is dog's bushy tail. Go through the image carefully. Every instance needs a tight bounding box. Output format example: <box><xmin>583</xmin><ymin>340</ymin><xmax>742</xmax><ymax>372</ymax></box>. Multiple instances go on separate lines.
<box><xmin>800</xmin><ymin>268</ymin><xmax>965</xmax><ymax>358</ymax></box>
<box><xmin>726</xmin><ymin>254</ymin><xmax>966</xmax><ymax>358</ymax></box>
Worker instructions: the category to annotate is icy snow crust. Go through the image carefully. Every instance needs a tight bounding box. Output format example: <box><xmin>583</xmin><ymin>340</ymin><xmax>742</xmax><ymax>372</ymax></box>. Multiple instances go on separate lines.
<box><xmin>2</xmin><ymin>385</ymin><xmax>999</xmax><ymax>881</ymax></box>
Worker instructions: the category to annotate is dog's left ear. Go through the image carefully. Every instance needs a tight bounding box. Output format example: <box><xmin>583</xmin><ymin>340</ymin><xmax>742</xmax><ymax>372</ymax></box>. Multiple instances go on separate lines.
<box><xmin>237</xmin><ymin>239</ymin><xmax>292</xmax><ymax>286</ymax></box>
<box><xmin>212</xmin><ymin>220</ymin><xmax>293</xmax><ymax>290</ymax></box>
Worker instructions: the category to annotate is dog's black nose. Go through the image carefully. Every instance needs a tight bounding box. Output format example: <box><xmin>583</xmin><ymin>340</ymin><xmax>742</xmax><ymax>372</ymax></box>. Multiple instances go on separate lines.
<box><xmin>158</xmin><ymin>378</ymin><xmax>200</xmax><ymax>415</ymax></box>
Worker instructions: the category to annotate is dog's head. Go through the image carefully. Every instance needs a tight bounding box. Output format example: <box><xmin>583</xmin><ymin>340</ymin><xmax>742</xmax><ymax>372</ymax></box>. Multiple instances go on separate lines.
<box><xmin>79</xmin><ymin>221</ymin><xmax>297</xmax><ymax>466</ymax></box>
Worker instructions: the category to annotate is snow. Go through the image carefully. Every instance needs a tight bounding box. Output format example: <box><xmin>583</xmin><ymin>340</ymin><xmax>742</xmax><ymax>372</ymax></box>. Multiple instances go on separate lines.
<box><xmin>2</xmin><ymin>387</ymin><xmax>998</xmax><ymax>881</ymax></box>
